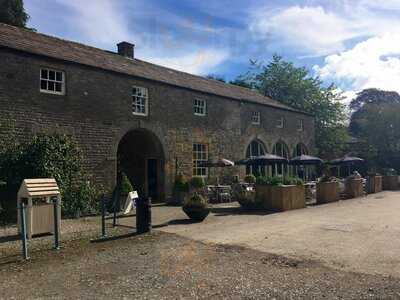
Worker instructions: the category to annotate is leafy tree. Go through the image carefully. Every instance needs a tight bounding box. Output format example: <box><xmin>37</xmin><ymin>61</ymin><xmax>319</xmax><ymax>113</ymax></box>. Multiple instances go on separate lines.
<box><xmin>0</xmin><ymin>0</ymin><xmax>29</xmax><ymax>27</ymax></box>
<box><xmin>206</xmin><ymin>74</ymin><xmax>226</xmax><ymax>83</ymax></box>
<box><xmin>349</xmin><ymin>89</ymin><xmax>400</xmax><ymax>171</ymax></box>
<box><xmin>234</xmin><ymin>55</ymin><xmax>348</xmax><ymax>158</ymax></box>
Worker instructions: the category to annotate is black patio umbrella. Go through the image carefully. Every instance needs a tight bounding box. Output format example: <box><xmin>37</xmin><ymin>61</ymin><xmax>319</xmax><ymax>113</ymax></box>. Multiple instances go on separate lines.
<box><xmin>236</xmin><ymin>154</ymin><xmax>288</xmax><ymax>166</ymax></box>
<box><xmin>329</xmin><ymin>156</ymin><xmax>364</xmax><ymax>177</ymax></box>
<box><xmin>199</xmin><ymin>158</ymin><xmax>235</xmax><ymax>167</ymax></box>
<box><xmin>289</xmin><ymin>155</ymin><xmax>323</xmax><ymax>165</ymax></box>
<box><xmin>329</xmin><ymin>156</ymin><xmax>364</xmax><ymax>165</ymax></box>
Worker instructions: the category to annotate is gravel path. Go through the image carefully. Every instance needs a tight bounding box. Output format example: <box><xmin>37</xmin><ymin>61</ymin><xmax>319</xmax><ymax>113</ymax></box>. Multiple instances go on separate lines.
<box><xmin>1</xmin><ymin>231</ymin><xmax>400</xmax><ymax>299</ymax></box>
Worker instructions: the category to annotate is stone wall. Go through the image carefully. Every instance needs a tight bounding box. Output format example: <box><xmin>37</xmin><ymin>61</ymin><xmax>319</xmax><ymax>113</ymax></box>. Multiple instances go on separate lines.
<box><xmin>0</xmin><ymin>48</ymin><xmax>315</xmax><ymax>199</ymax></box>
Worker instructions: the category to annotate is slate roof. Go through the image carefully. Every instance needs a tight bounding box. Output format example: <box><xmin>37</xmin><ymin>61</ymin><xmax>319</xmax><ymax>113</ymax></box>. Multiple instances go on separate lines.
<box><xmin>0</xmin><ymin>23</ymin><xmax>309</xmax><ymax>115</ymax></box>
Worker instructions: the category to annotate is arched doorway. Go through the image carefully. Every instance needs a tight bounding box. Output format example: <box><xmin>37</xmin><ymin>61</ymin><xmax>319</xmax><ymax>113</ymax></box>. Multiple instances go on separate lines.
<box><xmin>117</xmin><ymin>129</ymin><xmax>165</xmax><ymax>201</ymax></box>
<box><xmin>272</xmin><ymin>141</ymin><xmax>290</xmax><ymax>176</ymax></box>
<box><xmin>246</xmin><ymin>139</ymin><xmax>267</xmax><ymax>177</ymax></box>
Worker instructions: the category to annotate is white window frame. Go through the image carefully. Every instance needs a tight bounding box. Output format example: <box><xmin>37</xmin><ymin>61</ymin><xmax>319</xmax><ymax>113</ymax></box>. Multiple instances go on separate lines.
<box><xmin>192</xmin><ymin>143</ymin><xmax>208</xmax><ymax>177</ymax></box>
<box><xmin>132</xmin><ymin>86</ymin><xmax>149</xmax><ymax>116</ymax></box>
<box><xmin>40</xmin><ymin>68</ymin><xmax>65</xmax><ymax>95</ymax></box>
<box><xmin>298</xmin><ymin>119</ymin><xmax>304</xmax><ymax>131</ymax></box>
<box><xmin>194</xmin><ymin>99</ymin><xmax>206</xmax><ymax>116</ymax></box>
<box><xmin>251</xmin><ymin>111</ymin><xmax>261</xmax><ymax>125</ymax></box>
<box><xmin>276</xmin><ymin>117</ymin><xmax>284</xmax><ymax>128</ymax></box>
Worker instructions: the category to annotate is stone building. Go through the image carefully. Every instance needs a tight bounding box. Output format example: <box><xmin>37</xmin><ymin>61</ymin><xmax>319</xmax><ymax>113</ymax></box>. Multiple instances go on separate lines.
<box><xmin>0</xmin><ymin>23</ymin><xmax>314</xmax><ymax>201</ymax></box>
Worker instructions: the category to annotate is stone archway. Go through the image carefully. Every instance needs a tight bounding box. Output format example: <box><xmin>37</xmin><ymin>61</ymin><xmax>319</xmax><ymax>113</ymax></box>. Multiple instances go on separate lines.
<box><xmin>117</xmin><ymin>128</ymin><xmax>165</xmax><ymax>201</ymax></box>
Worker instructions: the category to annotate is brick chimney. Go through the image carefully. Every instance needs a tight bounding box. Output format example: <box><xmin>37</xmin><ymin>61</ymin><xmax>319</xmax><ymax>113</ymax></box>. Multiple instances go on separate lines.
<box><xmin>117</xmin><ymin>41</ymin><xmax>134</xmax><ymax>59</ymax></box>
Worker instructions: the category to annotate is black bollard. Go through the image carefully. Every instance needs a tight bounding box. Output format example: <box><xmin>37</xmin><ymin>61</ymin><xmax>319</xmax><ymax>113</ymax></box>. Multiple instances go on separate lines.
<box><xmin>53</xmin><ymin>197</ymin><xmax>60</xmax><ymax>250</ymax></box>
<box><xmin>19</xmin><ymin>201</ymin><xmax>29</xmax><ymax>260</ymax></box>
<box><xmin>136</xmin><ymin>197</ymin><xmax>152</xmax><ymax>234</ymax></box>
<box><xmin>101</xmin><ymin>196</ymin><xmax>107</xmax><ymax>237</ymax></box>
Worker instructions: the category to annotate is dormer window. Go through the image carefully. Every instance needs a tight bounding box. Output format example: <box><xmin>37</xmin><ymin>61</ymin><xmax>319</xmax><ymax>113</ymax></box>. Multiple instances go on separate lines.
<box><xmin>252</xmin><ymin>111</ymin><xmax>260</xmax><ymax>125</ymax></box>
<box><xmin>277</xmin><ymin>117</ymin><xmax>284</xmax><ymax>128</ymax></box>
<box><xmin>40</xmin><ymin>68</ymin><xmax>65</xmax><ymax>95</ymax></box>
<box><xmin>132</xmin><ymin>86</ymin><xmax>148</xmax><ymax>116</ymax></box>
<box><xmin>194</xmin><ymin>99</ymin><xmax>206</xmax><ymax>116</ymax></box>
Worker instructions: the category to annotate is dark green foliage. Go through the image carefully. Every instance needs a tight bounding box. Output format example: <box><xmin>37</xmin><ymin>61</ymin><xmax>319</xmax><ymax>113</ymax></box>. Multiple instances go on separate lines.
<box><xmin>183</xmin><ymin>192</ymin><xmax>208</xmax><ymax>208</ymax></box>
<box><xmin>190</xmin><ymin>177</ymin><xmax>205</xmax><ymax>189</ymax></box>
<box><xmin>256</xmin><ymin>175</ymin><xmax>303</xmax><ymax>186</ymax></box>
<box><xmin>349</xmin><ymin>89</ymin><xmax>400</xmax><ymax>172</ymax></box>
<box><xmin>120</xmin><ymin>172</ymin><xmax>133</xmax><ymax>195</ymax></box>
<box><xmin>173</xmin><ymin>174</ymin><xmax>189</xmax><ymax>192</ymax></box>
<box><xmin>233</xmin><ymin>55</ymin><xmax>348</xmax><ymax>158</ymax></box>
<box><xmin>244</xmin><ymin>174</ymin><xmax>256</xmax><ymax>184</ymax></box>
<box><xmin>0</xmin><ymin>129</ymin><xmax>104</xmax><ymax>218</ymax></box>
<box><xmin>206</xmin><ymin>74</ymin><xmax>226</xmax><ymax>83</ymax></box>
<box><xmin>0</xmin><ymin>0</ymin><xmax>29</xmax><ymax>27</ymax></box>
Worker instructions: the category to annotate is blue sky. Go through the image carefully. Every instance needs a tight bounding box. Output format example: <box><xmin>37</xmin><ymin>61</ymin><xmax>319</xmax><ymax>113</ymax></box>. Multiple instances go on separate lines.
<box><xmin>25</xmin><ymin>0</ymin><xmax>400</xmax><ymax>103</ymax></box>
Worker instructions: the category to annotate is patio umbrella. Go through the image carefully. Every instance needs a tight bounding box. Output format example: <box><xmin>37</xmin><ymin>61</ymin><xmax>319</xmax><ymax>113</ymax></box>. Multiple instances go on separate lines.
<box><xmin>329</xmin><ymin>156</ymin><xmax>364</xmax><ymax>177</ymax></box>
<box><xmin>289</xmin><ymin>155</ymin><xmax>323</xmax><ymax>165</ymax></box>
<box><xmin>289</xmin><ymin>155</ymin><xmax>323</xmax><ymax>181</ymax></box>
<box><xmin>329</xmin><ymin>156</ymin><xmax>364</xmax><ymax>165</ymax></box>
<box><xmin>236</xmin><ymin>154</ymin><xmax>288</xmax><ymax>166</ymax></box>
<box><xmin>199</xmin><ymin>158</ymin><xmax>235</xmax><ymax>167</ymax></box>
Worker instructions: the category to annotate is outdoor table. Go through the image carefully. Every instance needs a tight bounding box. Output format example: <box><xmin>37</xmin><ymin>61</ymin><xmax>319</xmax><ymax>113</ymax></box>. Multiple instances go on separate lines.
<box><xmin>216</xmin><ymin>185</ymin><xmax>232</xmax><ymax>203</ymax></box>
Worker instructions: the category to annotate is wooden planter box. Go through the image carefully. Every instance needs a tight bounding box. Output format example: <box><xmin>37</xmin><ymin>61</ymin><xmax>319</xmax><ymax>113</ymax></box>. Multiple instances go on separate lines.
<box><xmin>345</xmin><ymin>178</ymin><xmax>364</xmax><ymax>198</ymax></box>
<box><xmin>367</xmin><ymin>176</ymin><xmax>382</xmax><ymax>194</ymax></box>
<box><xmin>255</xmin><ymin>184</ymin><xmax>305</xmax><ymax>212</ymax></box>
<box><xmin>383</xmin><ymin>175</ymin><xmax>398</xmax><ymax>190</ymax></box>
<box><xmin>316</xmin><ymin>181</ymin><xmax>340</xmax><ymax>204</ymax></box>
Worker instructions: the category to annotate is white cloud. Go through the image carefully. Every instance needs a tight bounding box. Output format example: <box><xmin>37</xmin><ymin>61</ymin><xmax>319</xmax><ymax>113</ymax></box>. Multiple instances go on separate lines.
<box><xmin>251</xmin><ymin>6</ymin><xmax>356</xmax><ymax>56</ymax></box>
<box><xmin>149</xmin><ymin>49</ymin><xmax>230</xmax><ymax>75</ymax></box>
<box><xmin>50</xmin><ymin>0</ymin><xmax>228</xmax><ymax>75</ymax></box>
<box><xmin>315</xmin><ymin>34</ymin><xmax>400</xmax><ymax>98</ymax></box>
<box><xmin>250</xmin><ymin>3</ymin><xmax>400</xmax><ymax>57</ymax></box>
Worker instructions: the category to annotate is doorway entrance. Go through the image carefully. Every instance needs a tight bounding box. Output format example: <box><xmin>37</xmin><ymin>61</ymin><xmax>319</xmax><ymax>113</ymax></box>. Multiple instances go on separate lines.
<box><xmin>117</xmin><ymin>129</ymin><xmax>165</xmax><ymax>201</ymax></box>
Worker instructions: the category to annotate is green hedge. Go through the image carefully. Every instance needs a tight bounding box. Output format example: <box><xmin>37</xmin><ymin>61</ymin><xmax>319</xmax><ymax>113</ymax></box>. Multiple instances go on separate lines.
<box><xmin>0</xmin><ymin>132</ymin><xmax>104</xmax><ymax>219</ymax></box>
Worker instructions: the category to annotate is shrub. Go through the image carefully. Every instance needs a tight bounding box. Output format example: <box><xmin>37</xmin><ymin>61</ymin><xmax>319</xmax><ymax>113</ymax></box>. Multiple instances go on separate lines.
<box><xmin>120</xmin><ymin>172</ymin><xmax>134</xmax><ymax>195</ymax></box>
<box><xmin>190</xmin><ymin>177</ymin><xmax>205</xmax><ymax>189</ymax></box>
<box><xmin>0</xmin><ymin>133</ymin><xmax>104</xmax><ymax>218</ymax></box>
<box><xmin>244</xmin><ymin>174</ymin><xmax>256</xmax><ymax>184</ymax></box>
<box><xmin>174</xmin><ymin>174</ymin><xmax>189</xmax><ymax>192</ymax></box>
<box><xmin>256</xmin><ymin>176</ymin><xmax>303</xmax><ymax>186</ymax></box>
<box><xmin>183</xmin><ymin>193</ymin><xmax>208</xmax><ymax>208</ymax></box>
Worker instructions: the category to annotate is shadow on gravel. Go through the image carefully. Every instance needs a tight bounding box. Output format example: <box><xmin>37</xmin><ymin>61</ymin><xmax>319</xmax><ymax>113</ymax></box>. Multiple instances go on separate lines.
<box><xmin>210</xmin><ymin>206</ymin><xmax>277</xmax><ymax>217</ymax></box>
<box><xmin>0</xmin><ymin>234</ymin><xmax>20</xmax><ymax>244</ymax></box>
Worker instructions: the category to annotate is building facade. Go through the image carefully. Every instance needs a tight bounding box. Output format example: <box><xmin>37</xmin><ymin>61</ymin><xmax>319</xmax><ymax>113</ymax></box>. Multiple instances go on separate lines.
<box><xmin>0</xmin><ymin>24</ymin><xmax>315</xmax><ymax>201</ymax></box>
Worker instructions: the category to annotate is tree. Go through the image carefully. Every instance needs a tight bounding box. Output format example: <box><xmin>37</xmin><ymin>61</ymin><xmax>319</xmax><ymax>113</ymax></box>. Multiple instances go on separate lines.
<box><xmin>235</xmin><ymin>55</ymin><xmax>348</xmax><ymax>158</ymax></box>
<box><xmin>0</xmin><ymin>0</ymin><xmax>29</xmax><ymax>27</ymax></box>
<box><xmin>349</xmin><ymin>89</ymin><xmax>400</xmax><ymax>171</ymax></box>
<box><xmin>206</xmin><ymin>74</ymin><xmax>226</xmax><ymax>83</ymax></box>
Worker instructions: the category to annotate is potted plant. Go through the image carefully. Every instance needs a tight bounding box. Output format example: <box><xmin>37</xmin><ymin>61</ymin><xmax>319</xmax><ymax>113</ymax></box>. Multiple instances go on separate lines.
<box><xmin>255</xmin><ymin>175</ymin><xmax>305</xmax><ymax>211</ymax></box>
<box><xmin>366</xmin><ymin>171</ymin><xmax>382</xmax><ymax>194</ymax></box>
<box><xmin>382</xmin><ymin>168</ymin><xmax>398</xmax><ymax>190</ymax></box>
<box><xmin>244</xmin><ymin>174</ymin><xmax>256</xmax><ymax>184</ymax></box>
<box><xmin>169</xmin><ymin>174</ymin><xmax>189</xmax><ymax>205</ymax></box>
<box><xmin>316</xmin><ymin>171</ymin><xmax>340</xmax><ymax>204</ymax></box>
<box><xmin>182</xmin><ymin>192</ymin><xmax>210</xmax><ymax>221</ymax></box>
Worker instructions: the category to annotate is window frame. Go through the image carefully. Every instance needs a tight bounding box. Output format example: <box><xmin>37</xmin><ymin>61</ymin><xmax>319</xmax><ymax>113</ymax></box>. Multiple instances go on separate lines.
<box><xmin>297</xmin><ymin>119</ymin><xmax>304</xmax><ymax>131</ymax></box>
<box><xmin>192</xmin><ymin>143</ymin><xmax>208</xmax><ymax>177</ymax></box>
<box><xmin>39</xmin><ymin>68</ymin><xmax>65</xmax><ymax>95</ymax></box>
<box><xmin>276</xmin><ymin>117</ymin><xmax>285</xmax><ymax>129</ymax></box>
<box><xmin>132</xmin><ymin>86</ymin><xmax>149</xmax><ymax>116</ymax></box>
<box><xmin>193</xmin><ymin>98</ymin><xmax>207</xmax><ymax>116</ymax></box>
<box><xmin>251</xmin><ymin>111</ymin><xmax>261</xmax><ymax>125</ymax></box>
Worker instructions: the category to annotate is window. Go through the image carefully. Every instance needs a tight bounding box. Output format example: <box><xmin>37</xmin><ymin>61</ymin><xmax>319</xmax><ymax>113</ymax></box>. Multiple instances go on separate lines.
<box><xmin>295</xmin><ymin>143</ymin><xmax>308</xmax><ymax>156</ymax></box>
<box><xmin>298</xmin><ymin>119</ymin><xmax>304</xmax><ymax>131</ymax></box>
<box><xmin>276</xmin><ymin>117</ymin><xmax>284</xmax><ymax>128</ymax></box>
<box><xmin>194</xmin><ymin>99</ymin><xmax>206</xmax><ymax>116</ymax></box>
<box><xmin>251</xmin><ymin>111</ymin><xmax>261</xmax><ymax>125</ymax></box>
<box><xmin>40</xmin><ymin>68</ymin><xmax>65</xmax><ymax>95</ymax></box>
<box><xmin>246</xmin><ymin>140</ymin><xmax>266</xmax><ymax>176</ymax></box>
<box><xmin>132</xmin><ymin>86</ymin><xmax>148</xmax><ymax>116</ymax></box>
<box><xmin>193</xmin><ymin>143</ymin><xmax>208</xmax><ymax>177</ymax></box>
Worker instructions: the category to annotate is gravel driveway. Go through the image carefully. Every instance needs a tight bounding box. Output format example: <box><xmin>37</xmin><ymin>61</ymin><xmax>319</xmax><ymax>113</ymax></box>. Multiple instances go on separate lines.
<box><xmin>1</xmin><ymin>231</ymin><xmax>400</xmax><ymax>299</ymax></box>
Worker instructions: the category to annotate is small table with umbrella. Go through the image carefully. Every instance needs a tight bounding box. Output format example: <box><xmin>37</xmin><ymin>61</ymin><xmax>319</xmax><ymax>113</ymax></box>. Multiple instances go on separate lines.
<box><xmin>199</xmin><ymin>158</ymin><xmax>235</xmax><ymax>202</ymax></box>
<box><xmin>236</xmin><ymin>154</ymin><xmax>288</xmax><ymax>177</ymax></box>
<box><xmin>289</xmin><ymin>155</ymin><xmax>323</xmax><ymax>181</ymax></box>
<box><xmin>329</xmin><ymin>156</ymin><xmax>364</xmax><ymax>177</ymax></box>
